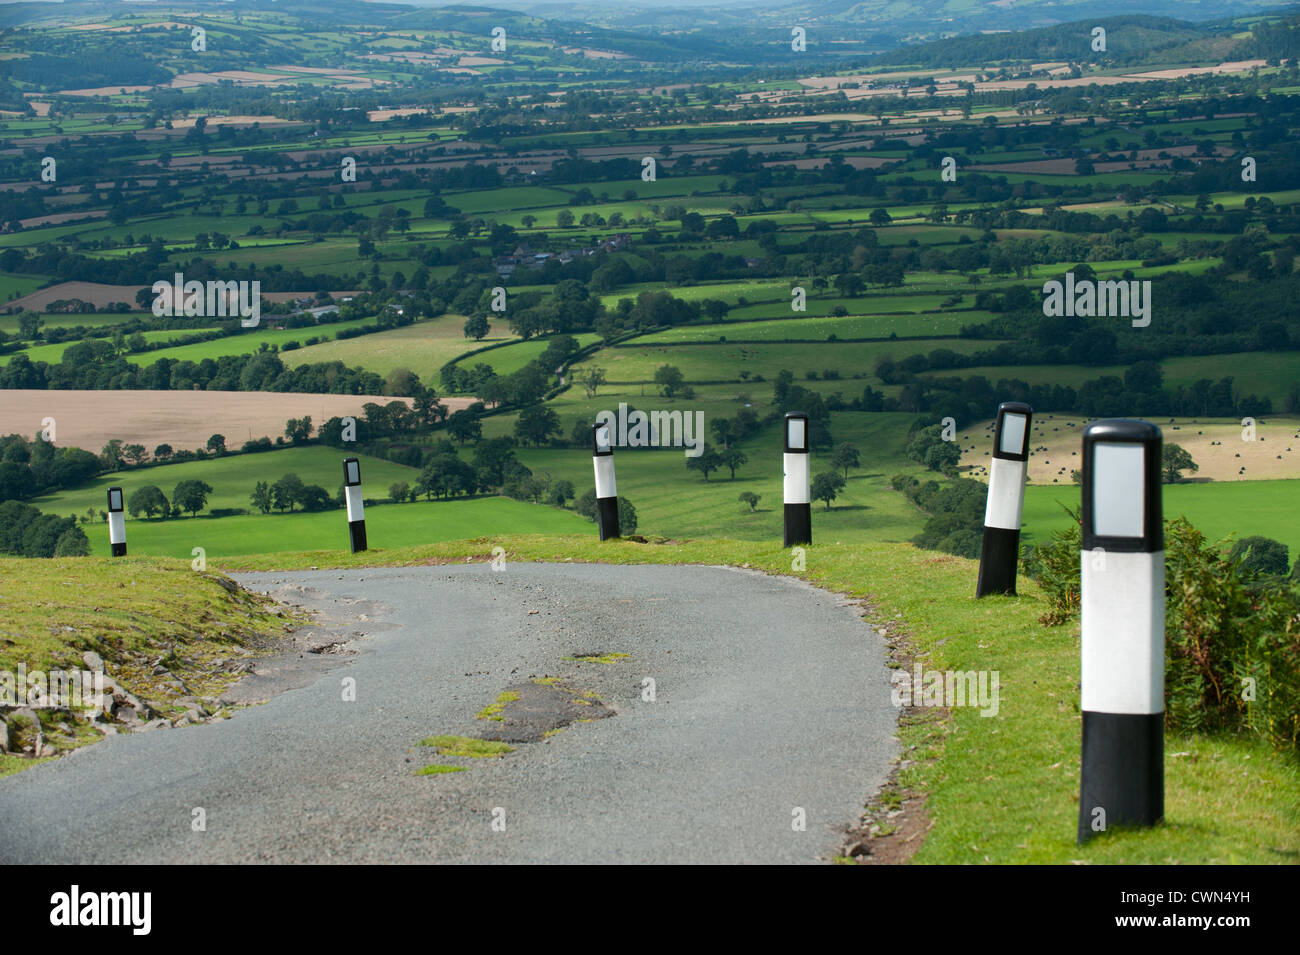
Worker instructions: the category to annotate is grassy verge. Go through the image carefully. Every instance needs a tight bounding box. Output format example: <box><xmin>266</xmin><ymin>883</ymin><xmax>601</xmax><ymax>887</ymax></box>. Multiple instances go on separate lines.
<box><xmin>0</xmin><ymin>557</ymin><xmax>296</xmax><ymax>768</ymax></box>
<box><xmin>217</xmin><ymin>533</ymin><xmax>1300</xmax><ymax>864</ymax></box>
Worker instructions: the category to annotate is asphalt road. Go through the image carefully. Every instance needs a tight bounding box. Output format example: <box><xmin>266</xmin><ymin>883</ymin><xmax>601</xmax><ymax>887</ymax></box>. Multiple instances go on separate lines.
<box><xmin>0</xmin><ymin>563</ymin><xmax>898</xmax><ymax>864</ymax></box>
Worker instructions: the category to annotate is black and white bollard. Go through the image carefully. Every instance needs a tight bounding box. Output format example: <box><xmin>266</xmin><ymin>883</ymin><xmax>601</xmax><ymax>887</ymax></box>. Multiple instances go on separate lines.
<box><xmin>107</xmin><ymin>486</ymin><xmax>126</xmax><ymax>557</ymax></box>
<box><xmin>1078</xmin><ymin>419</ymin><xmax>1164</xmax><ymax>844</ymax></box>
<box><xmin>592</xmin><ymin>422</ymin><xmax>619</xmax><ymax>540</ymax></box>
<box><xmin>976</xmin><ymin>401</ymin><xmax>1032</xmax><ymax>597</ymax></box>
<box><xmin>783</xmin><ymin>412</ymin><xmax>811</xmax><ymax>547</ymax></box>
<box><xmin>343</xmin><ymin>457</ymin><xmax>367</xmax><ymax>553</ymax></box>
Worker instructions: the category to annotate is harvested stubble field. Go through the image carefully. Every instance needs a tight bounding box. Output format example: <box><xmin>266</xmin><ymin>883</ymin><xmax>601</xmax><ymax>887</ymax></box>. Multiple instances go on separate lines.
<box><xmin>0</xmin><ymin>390</ymin><xmax>476</xmax><ymax>453</ymax></box>
<box><xmin>958</xmin><ymin>415</ymin><xmax>1300</xmax><ymax>484</ymax></box>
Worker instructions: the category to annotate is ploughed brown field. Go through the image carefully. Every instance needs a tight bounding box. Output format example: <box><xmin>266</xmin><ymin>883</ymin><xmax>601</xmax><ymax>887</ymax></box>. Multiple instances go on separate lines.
<box><xmin>0</xmin><ymin>390</ymin><xmax>476</xmax><ymax>453</ymax></box>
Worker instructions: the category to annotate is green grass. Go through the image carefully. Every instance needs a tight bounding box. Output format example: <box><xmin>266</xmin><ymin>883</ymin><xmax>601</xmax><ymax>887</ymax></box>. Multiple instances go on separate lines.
<box><xmin>284</xmin><ymin>312</ymin><xmax>503</xmax><ymax>380</ymax></box>
<box><xmin>62</xmin><ymin>495</ymin><xmax>589</xmax><ymax>560</ymax></box>
<box><xmin>0</xmin><ymin>555</ymin><xmax>289</xmax><ymax>757</ymax></box>
<box><xmin>453</xmin><ymin>333</ymin><xmax>602</xmax><ymax>378</ymax></box>
<box><xmin>420</xmin><ymin>735</ymin><xmax>514</xmax><ymax>758</ymax></box>
<box><xmin>117</xmin><ymin>317</ymin><xmax>382</xmax><ymax>367</ymax></box>
<box><xmin>33</xmin><ymin>446</ymin><xmax>419</xmax><ymax>519</ymax></box>
<box><xmin>630</xmin><ymin>311</ymin><xmax>976</xmax><ymax>343</ymax></box>
<box><xmin>1023</xmin><ymin>479</ymin><xmax>1300</xmax><ymax>558</ymax></box>
<box><xmin>576</xmin><ymin>337</ymin><xmax>998</xmax><ymax>383</ymax></box>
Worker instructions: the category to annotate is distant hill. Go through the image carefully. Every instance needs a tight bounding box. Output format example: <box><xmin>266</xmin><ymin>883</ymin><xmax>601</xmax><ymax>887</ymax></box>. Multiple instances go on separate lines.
<box><xmin>866</xmin><ymin>9</ymin><xmax>1300</xmax><ymax>68</ymax></box>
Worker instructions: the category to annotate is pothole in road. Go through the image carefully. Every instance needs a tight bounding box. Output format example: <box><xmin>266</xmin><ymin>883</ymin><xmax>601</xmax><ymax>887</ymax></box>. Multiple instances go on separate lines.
<box><xmin>308</xmin><ymin>642</ymin><xmax>354</xmax><ymax>655</ymax></box>
<box><xmin>413</xmin><ymin>679</ymin><xmax>616</xmax><ymax>775</ymax></box>
<box><xmin>475</xmin><ymin>679</ymin><xmax>615</xmax><ymax>743</ymax></box>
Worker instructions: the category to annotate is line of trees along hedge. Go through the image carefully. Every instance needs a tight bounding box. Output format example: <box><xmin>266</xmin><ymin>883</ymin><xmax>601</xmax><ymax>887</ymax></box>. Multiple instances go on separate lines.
<box><xmin>0</xmin><ymin>350</ymin><xmax>388</xmax><ymax>395</ymax></box>
<box><xmin>0</xmin><ymin>435</ymin><xmax>100</xmax><ymax>503</ymax></box>
<box><xmin>0</xmin><ymin>501</ymin><xmax>90</xmax><ymax>557</ymax></box>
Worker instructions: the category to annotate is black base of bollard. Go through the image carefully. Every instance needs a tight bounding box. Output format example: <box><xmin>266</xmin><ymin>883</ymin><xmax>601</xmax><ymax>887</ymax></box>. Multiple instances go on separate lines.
<box><xmin>110</xmin><ymin>542</ymin><xmax>127</xmax><ymax>557</ymax></box>
<box><xmin>1077</xmin><ymin>710</ymin><xmax>1164</xmax><ymax>844</ymax></box>
<box><xmin>975</xmin><ymin>525</ymin><xmax>1020</xmax><ymax>597</ymax></box>
<box><xmin>783</xmin><ymin>502</ymin><xmax>811</xmax><ymax>547</ymax></box>
<box><xmin>348</xmin><ymin>520</ymin><xmax>367</xmax><ymax>553</ymax></box>
<box><xmin>596</xmin><ymin>496</ymin><xmax>620</xmax><ymax>540</ymax></box>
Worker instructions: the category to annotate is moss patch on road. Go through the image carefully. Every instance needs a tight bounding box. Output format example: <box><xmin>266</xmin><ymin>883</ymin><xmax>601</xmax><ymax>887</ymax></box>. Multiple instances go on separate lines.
<box><xmin>416</xmin><ymin>764</ymin><xmax>467</xmax><ymax>776</ymax></box>
<box><xmin>476</xmin><ymin>690</ymin><xmax>521</xmax><ymax>722</ymax></box>
<box><xmin>563</xmin><ymin>652</ymin><xmax>629</xmax><ymax>665</ymax></box>
<box><xmin>420</xmin><ymin>735</ymin><xmax>514</xmax><ymax>758</ymax></box>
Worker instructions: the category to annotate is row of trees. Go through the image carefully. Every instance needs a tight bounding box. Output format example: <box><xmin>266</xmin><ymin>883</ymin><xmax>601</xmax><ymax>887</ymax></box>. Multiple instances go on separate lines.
<box><xmin>0</xmin><ymin>501</ymin><xmax>89</xmax><ymax>558</ymax></box>
<box><xmin>126</xmin><ymin>480</ymin><xmax>214</xmax><ymax>519</ymax></box>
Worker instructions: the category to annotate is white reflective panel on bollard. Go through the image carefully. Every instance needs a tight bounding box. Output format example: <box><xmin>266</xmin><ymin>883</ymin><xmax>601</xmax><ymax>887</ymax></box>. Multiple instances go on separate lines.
<box><xmin>998</xmin><ymin>412</ymin><xmax>1027</xmax><ymax>457</ymax></box>
<box><xmin>1092</xmin><ymin>442</ymin><xmax>1145</xmax><ymax>538</ymax></box>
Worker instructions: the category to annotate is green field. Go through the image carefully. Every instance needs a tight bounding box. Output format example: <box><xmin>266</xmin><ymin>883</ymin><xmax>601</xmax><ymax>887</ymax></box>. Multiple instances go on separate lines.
<box><xmin>71</xmin><ymin>496</ymin><xmax>588</xmax><ymax>559</ymax></box>
<box><xmin>286</xmin><ymin>313</ymin><xmax>500</xmax><ymax>381</ymax></box>
<box><xmin>933</xmin><ymin>350</ymin><xmax>1300</xmax><ymax>408</ymax></box>
<box><xmin>1023</xmin><ymin>479</ymin><xmax>1300</xmax><ymax>558</ymax></box>
<box><xmin>631</xmin><ymin>311</ymin><xmax>976</xmax><ymax>343</ymax></box>
<box><xmin>33</xmin><ymin>446</ymin><xmax>417</xmax><ymax>518</ymax></box>
<box><xmin>578</xmin><ymin>337</ymin><xmax>1000</xmax><ymax>383</ymax></box>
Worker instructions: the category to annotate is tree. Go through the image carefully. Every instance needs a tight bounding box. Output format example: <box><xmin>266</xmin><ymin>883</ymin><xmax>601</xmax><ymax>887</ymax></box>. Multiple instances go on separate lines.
<box><xmin>738</xmin><ymin>491</ymin><xmax>761</xmax><ymax>512</ymax></box>
<box><xmin>250</xmin><ymin>481</ymin><xmax>272</xmax><ymax>515</ymax></box>
<box><xmin>578</xmin><ymin>366</ymin><xmax>607</xmax><ymax>399</ymax></box>
<box><xmin>123</xmin><ymin>443</ymin><xmax>148</xmax><ymax>466</ymax></box>
<box><xmin>514</xmin><ymin>405</ymin><xmax>561</xmax><ymax>448</ymax></box>
<box><xmin>547</xmin><ymin>479</ymin><xmax>575</xmax><ymax>508</ymax></box>
<box><xmin>154</xmin><ymin>444</ymin><xmax>174</xmax><ymax>462</ymax></box>
<box><xmin>654</xmin><ymin>364</ymin><xmax>686</xmax><ymax>398</ymax></box>
<box><xmin>720</xmin><ymin>447</ymin><xmax>747</xmax><ymax>480</ymax></box>
<box><xmin>711</xmin><ymin>417</ymin><xmax>733</xmax><ymax>449</ymax></box>
<box><xmin>617</xmin><ymin>497</ymin><xmax>638</xmax><ymax>535</ymax></box>
<box><xmin>17</xmin><ymin>312</ymin><xmax>42</xmax><ymax>340</ymax></box>
<box><xmin>686</xmin><ymin>446</ymin><xmax>723</xmax><ymax>482</ymax></box>
<box><xmin>472</xmin><ymin>437</ymin><xmax>521</xmax><ymax>487</ymax></box>
<box><xmin>834</xmin><ymin>272</ymin><xmax>865</xmax><ymax>297</ymax></box>
<box><xmin>414</xmin><ymin>392</ymin><xmax>446</xmax><ymax>427</ymax></box>
<box><xmin>447</xmin><ymin>410</ymin><xmax>482</xmax><ymax>445</ymax></box>
<box><xmin>100</xmin><ymin>439</ymin><xmax>125</xmax><ymax>470</ymax></box>
<box><xmin>297</xmin><ymin>484</ymin><xmax>333</xmax><ymax>512</ymax></box>
<box><xmin>869</xmin><ymin>208</ymin><xmax>892</xmax><ymax>227</ymax></box>
<box><xmin>832</xmin><ymin>442</ymin><xmax>861</xmax><ymax>478</ymax></box>
<box><xmin>127</xmin><ymin>485</ymin><xmax>168</xmax><ymax>520</ymax></box>
<box><xmin>464</xmin><ymin>314</ymin><xmax>490</xmax><ymax>341</ymax></box>
<box><xmin>907</xmin><ymin>425</ymin><xmax>960</xmax><ymax>477</ymax></box>
<box><xmin>272</xmin><ymin>473</ymin><xmax>304</xmax><ymax>512</ymax></box>
<box><xmin>54</xmin><ymin>526</ymin><xmax>90</xmax><ymax>557</ymax></box>
<box><xmin>556</xmin><ymin>209</ymin><xmax>575</xmax><ymax>228</ymax></box>
<box><xmin>1161</xmin><ymin>443</ymin><xmax>1199</xmax><ymax>483</ymax></box>
<box><xmin>206</xmin><ymin>434</ymin><xmax>227</xmax><ymax>455</ymax></box>
<box><xmin>812</xmin><ymin>471</ymin><xmax>846</xmax><ymax>509</ymax></box>
<box><xmin>172</xmin><ymin>479</ymin><xmax>213</xmax><ymax>517</ymax></box>
<box><xmin>389</xmin><ymin>481</ymin><xmax>411</xmax><ymax>503</ymax></box>
<box><xmin>285</xmin><ymin>417</ymin><xmax>313</xmax><ymax>444</ymax></box>
<box><xmin>1228</xmin><ymin>537</ymin><xmax>1290</xmax><ymax>577</ymax></box>
<box><xmin>578</xmin><ymin>491</ymin><xmax>639</xmax><ymax>535</ymax></box>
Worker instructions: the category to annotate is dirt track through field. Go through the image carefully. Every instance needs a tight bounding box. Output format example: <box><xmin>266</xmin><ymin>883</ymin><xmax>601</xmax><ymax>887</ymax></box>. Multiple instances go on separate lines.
<box><xmin>0</xmin><ymin>390</ymin><xmax>475</xmax><ymax>453</ymax></box>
